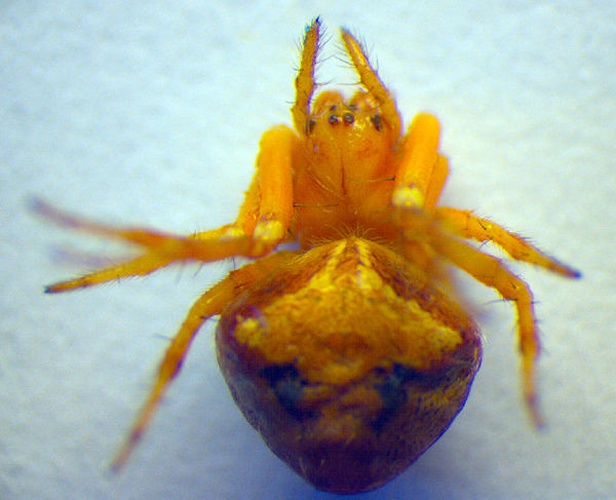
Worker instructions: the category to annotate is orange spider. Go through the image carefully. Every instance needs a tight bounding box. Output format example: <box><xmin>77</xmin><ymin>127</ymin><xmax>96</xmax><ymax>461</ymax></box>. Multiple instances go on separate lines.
<box><xmin>36</xmin><ymin>19</ymin><xmax>579</xmax><ymax>494</ymax></box>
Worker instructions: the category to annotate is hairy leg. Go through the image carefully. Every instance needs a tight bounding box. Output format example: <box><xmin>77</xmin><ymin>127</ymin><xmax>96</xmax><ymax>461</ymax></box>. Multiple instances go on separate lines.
<box><xmin>426</xmin><ymin>233</ymin><xmax>544</xmax><ymax>425</ymax></box>
<box><xmin>393</xmin><ymin>112</ymin><xmax>447</xmax><ymax>211</ymax></box>
<box><xmin>341</xmin><ymin>27</ymin><xmax>402</xmax><ymax>139</ymax></box>
<box><xmin>291</xmin><ymin>18</ymin><xmax>320</xmax><ymax>134</ymax></box>
<box><xmin>437</xmin><ymin>207</ymin><xmax>580</xmax><ymax>278</ymax></box>
<box><xmin>111</xmin><ymin>250</ymin><xmax>295</xmax><ymax>469</ymax></box>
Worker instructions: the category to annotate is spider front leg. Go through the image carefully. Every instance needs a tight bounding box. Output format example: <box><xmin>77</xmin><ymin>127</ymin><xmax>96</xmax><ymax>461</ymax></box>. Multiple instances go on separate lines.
<box><xmin>341</xmin><ymin>27</ymin><xmax>402</xmax><ymax>139</ymax></box>
<box><xmin>33</xmin><ymin>201</ymin><xmax>255</xmax><ymax>292</ymax></box>
<box><xmin>392</xmin><ymin>112</ymin><xmax>448</xmax><ymax>211</ymax></box>
<box><xmin>291</xmin><ymin>18</ymin><xmax>320</xmax><ymax>133</ymax></box>
<box><xmin>35</xmin><ymin>125</ymin><xmax>297</xmax><ymax>293</ymax></box>
<box><xmin>390</xmin><ymin>112</ymin><xmax>450</xmax><ymax>272</ymax></box>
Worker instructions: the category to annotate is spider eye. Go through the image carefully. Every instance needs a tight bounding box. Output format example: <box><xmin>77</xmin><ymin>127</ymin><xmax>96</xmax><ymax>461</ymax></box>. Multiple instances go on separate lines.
<box><xmin>328</xmin><ymin>114</ymin><xmax>340</xmax><ymax>125</ymax></box>
<box><xmin>307</xmin><ymin>119</ymin><xmax>316</xmax><ymax>134</ymax></box>
<box><xmin>371</xmin><ymin>114</ymin><xmax>382</xmax><ymax>131</ymax></box>
<box><xmin>343</xmin><ymin>113</ymin><xmax>355</xmax><ymax>125</ymax></box>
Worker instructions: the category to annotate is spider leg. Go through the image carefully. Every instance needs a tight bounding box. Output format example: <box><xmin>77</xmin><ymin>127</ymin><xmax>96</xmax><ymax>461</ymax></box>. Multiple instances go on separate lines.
<box><xmin>436</xmin><ymin>207</ymin><xmax>581</xmax><ymax>278</ymax></box>
<box><xmin>389</xmin><ymin>112</ymin><xmax>449</xmax><ymax>273</ymax></box>
<box><xmin>232</xmin><ymin>125</ymin><xmax>296</xmax><ymax>242</ymax></box>
<box><xmin>426</xmin><ymin>209</ymin><xmax>579</xmax><ymax>425</ymax></box>
<box><xmin>291</xmin><ymin>18</ymin><xmax>321</xmax><ymax>134</ymax></box>
<box><xmin>340</xmin><ymin>28</ymin><xmax>402</xmax><ymax>139</ymax></box>
<box><xmin>430</xmin><ymin>234</ymin><xmax>545</xmax><ymax>427</ymax></box>
<box><xmin>393</xmin><ymin>112</ymin><xmax>448</xmax><ymax>211</ymax></box>
<box><xmin>110</xmin><ymin>279</ymin><xmax>230</xmax><ymax>470</ymax></box>
<box><xmin>45</xmin><ymin>253</ymin><xmax>180</xmax><ymax>293</ymax></box>
<box><xmin>34</xmin><ymin>198</ymin><xmax>255</xmax><ymax>292</ymax></box>
<box><xmin>109</xmin><ymin>249</ymin><xmax>293</xmax><ymax>470</ymax></box>
<box><xmin>36</xmin><ymin>124</ymin><xmax>297</xmax><ymax>292</ymax></box>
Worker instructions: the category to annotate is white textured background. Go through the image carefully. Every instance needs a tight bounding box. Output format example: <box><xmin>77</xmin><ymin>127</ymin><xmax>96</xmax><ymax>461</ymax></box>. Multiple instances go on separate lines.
<box><xmin>1</xmin><ymin>2</ymin><xmax>614</xmax><ymax>499</ymax></box>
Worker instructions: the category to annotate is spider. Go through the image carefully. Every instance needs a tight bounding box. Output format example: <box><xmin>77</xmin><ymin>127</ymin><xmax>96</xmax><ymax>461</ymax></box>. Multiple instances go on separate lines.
<box><xmin>36</xmin><ymin>18</ymin><xmax>579</xmax><ymax>494</ymax></box>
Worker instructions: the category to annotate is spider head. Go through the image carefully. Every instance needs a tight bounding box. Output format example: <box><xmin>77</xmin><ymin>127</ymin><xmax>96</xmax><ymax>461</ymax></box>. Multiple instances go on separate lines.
<box><xmin>302</xmin><ymin>89</ymin><xmax>398</xmax><ymax>186</ymax></box>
